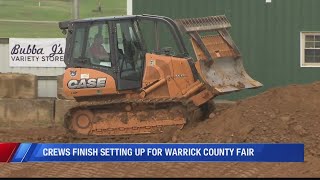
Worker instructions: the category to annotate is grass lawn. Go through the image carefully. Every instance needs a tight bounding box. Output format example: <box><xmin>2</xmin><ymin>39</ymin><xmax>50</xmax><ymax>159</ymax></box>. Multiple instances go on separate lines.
<box><xmin>79</xmin><ymin>0</ymin><xmax>127</xmax><ymax>19</ymax></box>
<box><xmin>0</xmin><ymin>0</ymin><xmax>126</xmax><ymax>37</ymax></box>
<box><xmin>0</xmin><ymin>0</ymin><xmax>72</xmax><ymax>21</ymax></box>
<box><xmin>0</xmin><ymin>21</ymin><xmax>63</xmax><ymax>38</ymax></box>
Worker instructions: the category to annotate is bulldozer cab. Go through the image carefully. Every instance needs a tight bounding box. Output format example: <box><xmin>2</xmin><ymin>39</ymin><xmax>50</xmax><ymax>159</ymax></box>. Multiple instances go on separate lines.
<box><xmin>59</xmin><ymin>15</ymin><xmax>189</xmax><ymax>91</ymax></box>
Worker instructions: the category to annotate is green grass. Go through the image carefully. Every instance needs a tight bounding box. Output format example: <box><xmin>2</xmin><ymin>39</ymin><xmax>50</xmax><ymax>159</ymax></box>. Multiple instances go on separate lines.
<box><xmin>0</xmin><ymin>0</ymin><xmax>72</xmax><ymax>21</ymax></box>
<box><xmin>0</xmin><ymin>0</ymin><xmax>126</xmax><ymax>37</ymax></box>
<box><xmin>0</xmin><ymin>21</ymin><xmax>63</xmax><ymax>38</ymax></box>
<box><xmin>79</xmin><ymin>0</ymin><xmax>127</xmax><ymax>19</ymax></box>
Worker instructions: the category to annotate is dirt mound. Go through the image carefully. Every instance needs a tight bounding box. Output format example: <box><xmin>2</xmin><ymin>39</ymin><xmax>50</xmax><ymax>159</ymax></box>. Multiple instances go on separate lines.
<box><xmin>175</xmin><ymin>81</ymin><xmax>320</xmax><ymax>157</ymax></box>
<box><xmin>1</xmin><ymin>82</ymin><xmax>320</xmax><ymax>177</ymax></box>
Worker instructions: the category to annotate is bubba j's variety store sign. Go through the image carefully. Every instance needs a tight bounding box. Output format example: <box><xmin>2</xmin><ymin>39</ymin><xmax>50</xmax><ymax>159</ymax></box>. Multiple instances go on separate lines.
<box><xmin>9</xmin><ymin>38</ymin><xmax>66</xmax><ymax>67</ymax></box>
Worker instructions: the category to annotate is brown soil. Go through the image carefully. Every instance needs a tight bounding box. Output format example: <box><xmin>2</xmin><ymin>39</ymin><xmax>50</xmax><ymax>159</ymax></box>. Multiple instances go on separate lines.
<box><xmin>175</xmin><ymin>81</ymin><xmax>320</xmax><ymax>157</ymax></box>
<box><xmin>1</xmin><ymin>82</ymin><xmax>320</xmax><ymax>177</ymax></box>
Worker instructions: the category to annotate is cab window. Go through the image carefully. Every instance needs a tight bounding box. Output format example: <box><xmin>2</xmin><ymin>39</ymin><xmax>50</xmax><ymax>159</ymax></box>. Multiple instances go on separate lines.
<box><xmin>71</xmin><ymin>22</ymin><xmax>111</xmax><ymax>68</ymax></box>
<box><xmin>116</xmin><ymin>20</ymin><xmax>145</xmax><ymax>81</ymax></box>
<box><xmin>72</xmin><ymin>26</ymin><xmax>85</xmax><ymax>59</ymax></box>
<box><xmin>86</xmin><ymin>23</ymin><xmax>111</xmax><ymax>67</ymax></box>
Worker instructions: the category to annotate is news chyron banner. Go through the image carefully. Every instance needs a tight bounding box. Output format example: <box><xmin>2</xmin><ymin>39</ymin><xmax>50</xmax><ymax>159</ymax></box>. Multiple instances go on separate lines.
<box><xmin>9</xmin><ymin>38</ymin><xmax>66</xmax><ymax>67</ymax></box>
<box><xmin>0</xmin><ymin>143</ymin><xmax>303</xmax><ymax>163</ymax></box>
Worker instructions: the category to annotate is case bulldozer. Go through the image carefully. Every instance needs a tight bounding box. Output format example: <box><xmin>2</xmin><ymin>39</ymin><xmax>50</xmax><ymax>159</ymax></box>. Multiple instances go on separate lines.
<box><xmin>58</xmin><ymin>14</ymin><xmax>262</xmax><ymax>136</ymax></box>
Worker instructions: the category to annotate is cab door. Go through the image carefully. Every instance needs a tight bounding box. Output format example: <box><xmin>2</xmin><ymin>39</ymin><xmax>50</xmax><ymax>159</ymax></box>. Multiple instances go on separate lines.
<box><xmin>113</xmin><ymin>20</ymin><xmax>146</xmax><ymax>91</ymax></box>
<box><xmin>64</xmin><ymin>21</ymin><xmax>119</xmax><ymax>96</ymax></box>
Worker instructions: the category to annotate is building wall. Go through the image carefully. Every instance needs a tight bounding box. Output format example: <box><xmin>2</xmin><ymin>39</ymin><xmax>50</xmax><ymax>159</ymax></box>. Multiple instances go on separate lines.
<box><xmin>133</xmin><ymin>0</ymin><xmax>320</xmax><ymax>100</ymax></box>
<box><xmin>0</xmin><ymin>38</ymin><xmax>64</xmax><ymax>97</ymax></box>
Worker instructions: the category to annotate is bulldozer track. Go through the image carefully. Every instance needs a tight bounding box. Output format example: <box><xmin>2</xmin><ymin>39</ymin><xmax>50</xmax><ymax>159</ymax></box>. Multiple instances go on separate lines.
<box><xmin>64</xmin><ymin>97</ymin><xmax>208</xmax><ymax>137</ymax></box>
<box><xmin>73</xmin><ymin>96</ymin><xmax>185</xmax><ymax>106</ymax></box>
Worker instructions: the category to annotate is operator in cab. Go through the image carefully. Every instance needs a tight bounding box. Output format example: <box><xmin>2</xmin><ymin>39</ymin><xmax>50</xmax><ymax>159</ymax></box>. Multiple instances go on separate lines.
<box><xmin>89</xmin><ymin>33</ymin><xmax>110</xmax><ymax>65</ymax></box>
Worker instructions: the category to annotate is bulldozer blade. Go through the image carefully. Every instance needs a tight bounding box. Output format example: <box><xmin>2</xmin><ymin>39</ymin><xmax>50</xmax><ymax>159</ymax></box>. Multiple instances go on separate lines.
<box><xmin>175</xmin><ymin>15</ymin><xmax>231</xmax><ymax>32</ymax></box>
<box><xmin>191</xmin><ymin>35</ymin><xmax>262</xmax><ymax>93</ymax></box>
<box><xmin>176</xmin><ymin>15</ymin><xmax>262</xmax><ymax>94</ymax></box>
<box><xmin>197</xmin><ymin>56</ymin><xmax>262</xmax><ymax>93</ymax></box>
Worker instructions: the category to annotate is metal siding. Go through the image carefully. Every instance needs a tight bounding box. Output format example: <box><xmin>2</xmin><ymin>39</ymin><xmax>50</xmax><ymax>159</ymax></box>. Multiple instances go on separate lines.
<box><xmin>133</xmin><ymin>0</ymin><xmax>320</xmax><ymax>100</ymax></box>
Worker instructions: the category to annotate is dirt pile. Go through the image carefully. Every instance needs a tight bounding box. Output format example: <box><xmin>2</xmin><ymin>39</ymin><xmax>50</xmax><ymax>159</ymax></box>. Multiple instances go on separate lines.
<box><xmin>1</xmin><ymin>82</ymin><xmax>320</xmax><ymax>178</ymax></box>
<box><xmin>175</xmin><ymin>81</ymin><xmax>320</xmax><ymax>157</ymax></box>
<box><xmin>3</xmin><ymin>82</ymin><xmax>320</xmax><ymax>150</ymax></box>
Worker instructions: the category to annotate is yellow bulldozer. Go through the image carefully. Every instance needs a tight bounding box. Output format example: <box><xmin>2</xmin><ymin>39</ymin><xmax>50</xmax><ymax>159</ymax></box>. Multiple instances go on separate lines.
<box><xmin>58</xmin><ymin>14</ymin><xmax>262</xmax><ymax>136</ymax></box>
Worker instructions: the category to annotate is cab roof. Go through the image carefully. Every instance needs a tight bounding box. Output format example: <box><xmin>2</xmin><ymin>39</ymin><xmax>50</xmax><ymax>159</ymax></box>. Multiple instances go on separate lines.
<box><xmin>73</xmin><ymin>15</ymin><xmax>138</xmax><ymax>23</ymax></box>
<box><xmin>59</xmin><ymin>14</ymin><xmax>175</xmax><ymax>29</ymax></box>
<box><xmin>59</xmin><ymin>15</ymin><xmax>143</xmax><ymax>30</ymax></box>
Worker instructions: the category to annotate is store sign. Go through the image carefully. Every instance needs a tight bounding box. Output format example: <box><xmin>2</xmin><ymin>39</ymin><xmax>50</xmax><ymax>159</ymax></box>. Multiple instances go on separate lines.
<box><xmin>9</xmin><ymin>38</ymin><xmax>66</xmax><ymax>67</ymax></box>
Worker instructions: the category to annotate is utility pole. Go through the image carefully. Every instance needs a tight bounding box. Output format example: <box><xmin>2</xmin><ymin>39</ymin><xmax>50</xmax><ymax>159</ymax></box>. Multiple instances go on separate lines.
<box><xmin>98</xmin><ymin>0</ymin><xmax>101</xmax><ymax>12</ymax></box>
<box><xmin>73</xmin><ymin>0</ymin><xmax>79</xmax><ymax>19</ymax></box>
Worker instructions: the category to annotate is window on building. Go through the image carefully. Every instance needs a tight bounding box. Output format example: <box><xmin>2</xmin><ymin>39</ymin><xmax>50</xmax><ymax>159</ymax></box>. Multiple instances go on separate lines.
<box><xmin>301</xmin><ymin>32</ymin><xmax>320</xmax><ymax>67</ymax></box>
